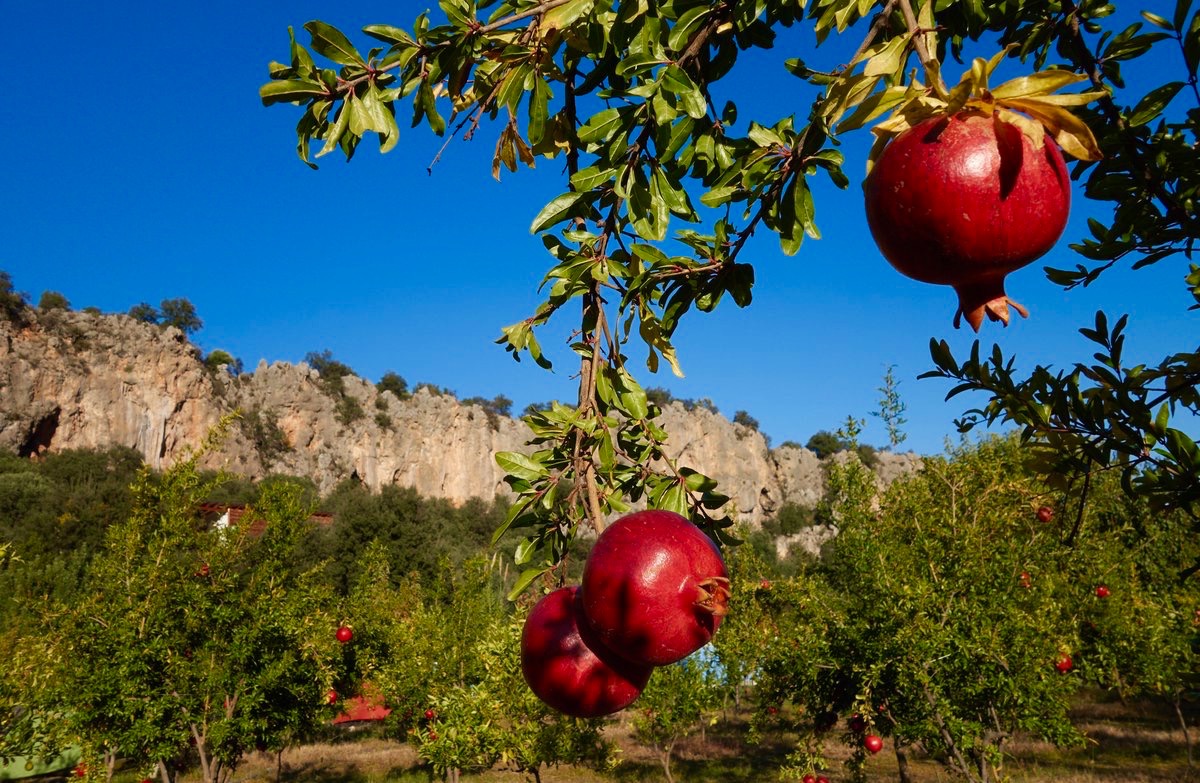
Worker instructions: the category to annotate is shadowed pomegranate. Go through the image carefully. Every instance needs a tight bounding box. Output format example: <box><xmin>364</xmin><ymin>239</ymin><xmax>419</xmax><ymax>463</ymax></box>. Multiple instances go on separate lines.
<box><xmin>521</xmin><ymin>586</ymin><xmax>652</xmax><ymax>717</ymax></box>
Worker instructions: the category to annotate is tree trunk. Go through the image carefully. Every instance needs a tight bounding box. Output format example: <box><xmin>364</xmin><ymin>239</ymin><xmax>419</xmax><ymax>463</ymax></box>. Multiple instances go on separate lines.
<box><xmin>660</xmin><ymin>740</ymin><xmax>676</xmax><ymax>783</ymax></box>
<box><xmin>1175</xmin><ymin>694</ymin><xmax>1194</xmax><ymax>767</ymax></box>
<box><xmin>895</xmin><ymin>745</ymin><xmax>914</xmax><ymax>783</ymax></box>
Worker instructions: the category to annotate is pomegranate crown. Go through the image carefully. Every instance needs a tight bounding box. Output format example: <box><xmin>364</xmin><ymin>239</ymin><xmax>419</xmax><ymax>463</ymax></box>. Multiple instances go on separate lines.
<box><xmin>867</xmin><ymin>45</ymin><xmax>1105</xmax><ymax>169</ymax></box>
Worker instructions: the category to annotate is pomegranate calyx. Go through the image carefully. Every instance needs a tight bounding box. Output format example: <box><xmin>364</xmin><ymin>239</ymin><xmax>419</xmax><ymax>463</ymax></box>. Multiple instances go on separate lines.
<box><xmin>695</xmin><ymin>576</ymin><xmax>732</xmax><ymax>617</ymax></box>
<box><xmin>954</xmin><ymin>296</ymin><xmax>1030</xmax><ymax>331</ymax></box>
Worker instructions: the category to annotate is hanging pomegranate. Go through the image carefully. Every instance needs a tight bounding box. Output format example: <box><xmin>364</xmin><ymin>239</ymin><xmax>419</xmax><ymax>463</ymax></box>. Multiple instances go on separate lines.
<box><xmin>581</xmin><ymin>510</ymin><xmax>730</xmax><ymax>667</ymax></box>
<box><xmin>520</xmin><ymin>586</ymin><xmax>652</xmax><ymax>717</ymax></box>
<box><xmin>864</xmin><ymin>111</ymin><xmax>1071</xmax><ymax>331</ymax></box>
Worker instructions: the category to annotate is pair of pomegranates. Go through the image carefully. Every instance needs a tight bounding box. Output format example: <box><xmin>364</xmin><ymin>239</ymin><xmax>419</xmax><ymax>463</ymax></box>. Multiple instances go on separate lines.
<box><xmin>520</xmin><ymin>510</ymin><xmax>730</xmax><ymax>717</ymax></box>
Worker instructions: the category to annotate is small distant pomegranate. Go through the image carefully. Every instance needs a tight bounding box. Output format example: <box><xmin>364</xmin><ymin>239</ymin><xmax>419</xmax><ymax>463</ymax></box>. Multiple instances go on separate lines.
<box><xmin>1055</xmin><ymin>654</ymin><xmax>1074</xmax><ymax>673</ymax></box>
<box><xmin>521</xmin><ymin>586</ymin><xmax>652</xmax><ymax>717</ymax></box>
<box><xmin>865</xmin><ymin>734</ymin><xmax>884</xmax><ymax>754</ymax></box>
<box><xmin>865</xmin><ymin>111</ymin><xmax>1071</xmax><ymax>331</ymax></box>
<box><xmin>1095</xmin><ymin>585</ymin><xmax>1110</xmax><ymax>598</ymax></box>
<box><xmin>581</xmin><ymin>510</ymin><xmax>730</xmax><ymax>666</ymax></box>
<box><xmin>1037</xmin><ymin>506</ymin><xmax>1055</xmax><ymax>523</ymax></box>
<box><xmin>335</xmin><ymin>625</ymin><xmax>353</xmax><ymax>644</ymax></box>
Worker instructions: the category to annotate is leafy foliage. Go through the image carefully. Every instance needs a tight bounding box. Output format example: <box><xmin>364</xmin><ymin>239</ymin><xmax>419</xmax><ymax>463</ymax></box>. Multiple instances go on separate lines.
<box><xmin>757</xmin><ymin>436</ymin><xmax>1200</xmax><ymax>782</ymax></box>
<box><xmin>31</xmin><ymin>442</ymin><xmax>345</xmax><ymax>783</ymax></box>
<box><xmin>36</xmin><ymin>291</ymin><xmax>70</xmax><ymax>311</ymax></box>
<box><xmin>0</xmin><ymin>271</ymin><xmax>29</xmax><ymax>324</ymax></box>
<box><xmin>258</xmin><ymin>0</ymin><xmax>1200</xmax><ymax>614</ymax></box>
<box><xmin>375</xmin><ymin>371</ymin><xmax>410</xmax><ymax>400</ymax></box>
<box><xmin>158</xmin><ymin>298</ymin><xmax>202</xmax><ymax>335</ymax></box>
<box><xmin>203</xmin><ymin>349</ymin><xmax>244</xmax><ymax>376</ymax></box>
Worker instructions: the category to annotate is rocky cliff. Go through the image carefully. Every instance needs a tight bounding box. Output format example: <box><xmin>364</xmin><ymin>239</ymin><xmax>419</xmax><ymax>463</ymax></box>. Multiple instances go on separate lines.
<box><xmin>0</xmin><ymin>308</ymin><xmax>921</xmax><ymax>527</ymax></box>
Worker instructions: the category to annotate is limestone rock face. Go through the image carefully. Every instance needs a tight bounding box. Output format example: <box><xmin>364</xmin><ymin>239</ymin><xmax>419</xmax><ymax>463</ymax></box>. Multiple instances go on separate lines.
<box><xmin>0</xmin><ymin>309</ymin><xmax>923</xmax><ymax>525</ymax></box>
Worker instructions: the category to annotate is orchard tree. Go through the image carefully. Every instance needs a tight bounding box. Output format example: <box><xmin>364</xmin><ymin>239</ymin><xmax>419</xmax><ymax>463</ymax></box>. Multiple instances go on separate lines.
<box><xmin>343</xmin><ymin>547</ymin><xmax>615</xmax><ymax>783</ymax></box>
<box><xmin>631</xmin><ymin>654</ymin><xmax>723</xmax><ymax>783</ymax></box>
<box><xmin>758</xmin><ymin>440</ymin><xmax>1081</xmax><ymax>783</ymax></box>
<box><xmin>756</xmin><ymin>436</ymin><xmax>1200</xmax><ymax>783</ymax></box>
<box><xmin>36</xmin><ymin>432</ymin><xmax>346</xmax><ymax>783</ymax></box>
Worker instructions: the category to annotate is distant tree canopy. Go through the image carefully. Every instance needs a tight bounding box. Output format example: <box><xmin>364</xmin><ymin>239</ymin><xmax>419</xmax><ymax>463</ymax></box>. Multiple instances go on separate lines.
<box><xmin>37</xmin><ymin>291</ymin><xmax>70</xmax><ymax>311</ymax></box>
<box><xmin>804</xmin><ymin>430</ymin><xmax>847</xmax><ymax>460</ymax></box>
<box><xmin>0</xmin><ymin>271</ymin><xmax>28</xmax><ymax>323</ymax></box>
<box><xmin>159</xmin><ymin>297</ymin><xmax>202</xmax><ymax>335</ymax></box>
<box><xmin>376</xmin><ymin>370</ymin><xmax>409</xmax><ymax>399</ymax></box>
<box><xmin>127</xmin><ymin>301</ymin><xmax>159</xmax><ymax>323</ymax></box>
<box><xmin>300</xmin><ymin>481</ymin><xmax>509</xmax><ymax>593</ymax></box>
<box><xmin>732</xmin><ymin>410</ymin><xmax>760</xmax><ymax>431</ymax></box>
<box><xmin>126</xmin><ymin>298</ymin><xmax>203</xmax><ymax>335</ymax></box>
<box><xmin>645</xmin><ymin>387</ymin><xmax>719</xmax><ymax>414</ymax></box>
<box><xmin>304</xmin><ymin>349</ymin><xmax>355</xmax><ymax>385</ymax></box>
<box><xmin>204</xmin><ymin>349</ymin><xmax>244</xmax><ymax>375</ymax></box>
<box><xmin>463</xmin><ymin>394</ymin><xmax>513</xmax><ymax>428</ymax></box>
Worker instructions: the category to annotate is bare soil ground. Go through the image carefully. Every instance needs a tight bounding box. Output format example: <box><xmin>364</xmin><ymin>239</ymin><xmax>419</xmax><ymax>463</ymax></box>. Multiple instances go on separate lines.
<box><xmin>146</xmin><ymin>696</ymin><xmax>1198</xmax><ymax>783</ymax></box>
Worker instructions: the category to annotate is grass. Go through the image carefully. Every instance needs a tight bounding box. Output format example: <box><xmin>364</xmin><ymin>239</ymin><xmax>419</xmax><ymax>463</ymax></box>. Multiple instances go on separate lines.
<box><xmin>102</xmin><ymin>695</ymin><xmax>1197</xmax><ymax>783</ymax></box>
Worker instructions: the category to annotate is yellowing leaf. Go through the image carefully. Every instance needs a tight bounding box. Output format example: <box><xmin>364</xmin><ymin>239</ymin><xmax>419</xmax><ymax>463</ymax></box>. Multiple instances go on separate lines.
<box><xmin>863</xmin><ymin>34</ymin><xmax>913</xmax><ymax>77</ymax></box>
<box><xmin>990</xmin><ymin>70</ymin><xmax>1089</xmax><ymax>100</ymax></box>
<box><xmin>1001</xmin><ymin>98</ymin><xmax>1103</xmax><ymax>160</ymax></box>
<box><xmin>995</xmin><ymin>109</ymin><xmax>1046</xmax><ymax>150</ymax></box>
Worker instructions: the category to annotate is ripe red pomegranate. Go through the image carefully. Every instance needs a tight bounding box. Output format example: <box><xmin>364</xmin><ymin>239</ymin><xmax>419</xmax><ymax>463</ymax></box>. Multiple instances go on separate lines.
<box><xmin>865</xmin><ymin>111</ymin><xmax>1071</xmax><ymax>331</ymax></box>
<box><xmin>1019</xmin><ymin>571</ymin><xmax>1032</xmax><ymax>589</ymax></box>
<box><xmin>1037</xmin><ymin>505</ymin><xmax>1055</xmax><ymax>523</ymax></box>
<box><xmin>1055</xmin><ymin>653</ymin><xmax>1074</xmax><ymax>673</ymax></box>
<box><xmin>521</xmin><ymin>586</ymin><xmax>652</xmax><ymax>717</ymax></box>
<box><xmin>335</xmin><ymin>625</ymin><xmax>353</xmax><ymax>644</ymax></box>
<box><xmin>864</xmin><ymin>734</ymin><xmax>884</xmax><ymax>754</ymax></box>
<box><xmin>581</xmin><ymin>510</ymin><xmax>730</xmax><ymax>667</ymax></box>
<box><xmin>848</xmin><ymin>713</ymin><xmax>867</xmax><ymax>733</ymax></box>
<box><xmin>1095</xmin><ymin>585</ymin><xmax>1110</xmax><ymax>598</ymax></box>
<box><xmin>327</xmin><ymin>689</ymin><xmax>338</xmax><ymax>705</ymax></box>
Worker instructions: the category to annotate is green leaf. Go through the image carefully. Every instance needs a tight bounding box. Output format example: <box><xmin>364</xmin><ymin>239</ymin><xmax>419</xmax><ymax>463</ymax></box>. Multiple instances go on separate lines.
<box><xmin>362</xmin><ymin>24</ymin><xmax>415</xmax><ymax>45</ymax></box>
<box><xmin>578</xmin><ymin>108</ymin><xmax>627</xmax><ymax>144</ymax></box>
<box><xmin>304</xmin><ymin>21</ymin><xmax>366</xmax><ymax>67</ymax></box>
<box><xmin>1141</xmin><ymin>10</ymin><xmax>1174</xmax><ymax>29</ymax></box>
<box><xmin>792</xmin><ymin>177</ymin><xmax>819</xmax><ymax>239</ymax></box>
<box><xmin>419</xmin><ymin>80</ymin><xmax>445</xmax><ymax>135</ymax></box>
<box><xmin>662</xmin><ymin>65</ymin><xmax>707</xmax><ymax>119</ymax></box>
<box><xmin>701</xmin><ymin>184</ymin><xmax>739</xmax><ymax>207</ymax></box>
<box><xmin>1127</xmin><ymin>81</ymin><xmax>1185</xmax><ymax>126</ymax></box>
<box><xmin>495</xmin><ymin>451</ymin><xmax>548</xmax><ymax>481</ymax></box>
<box><xmin>315</xmin><ymin>102</ymin><xmax>351</xmax><ymax>158</ymax></box>
<box><xmin>528</xmin><ymin>78</ymin><xmax>551</xmax><ymax>145</ymax></box>
<box><xmin>506</xmin><ymin>567</ymin><xmax>548</xmax><ymax>601</ymax></box>
<box><xmin>658</xmin><ymin>482</ymin><xmax>688</xmax><ymax>515</ymax></box>
<box><xmin>259</xmin><ymin>79</ymin><xmax>328</xmax><ymax>106</ymax></box>
<box><xmin>570</xmin><ymin>165</ymin><xmax>614</xmax><ymax>192</ymax></box>
<box><xmin>668</xmin><ymin>5</ymin><xmax>712</xmax><ymax>51</ymax></box>
<box><xmin>530</xmin><ymin>192</ymin><xmax>587</xmax><ymax>233</ymax></box>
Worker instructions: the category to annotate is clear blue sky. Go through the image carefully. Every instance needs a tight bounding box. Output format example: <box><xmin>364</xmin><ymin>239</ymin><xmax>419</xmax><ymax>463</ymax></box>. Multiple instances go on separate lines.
<box><xmin>2</xmin><ymin>2</ymin><xmax>1191</xmax><ymax>456</ymax></box>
